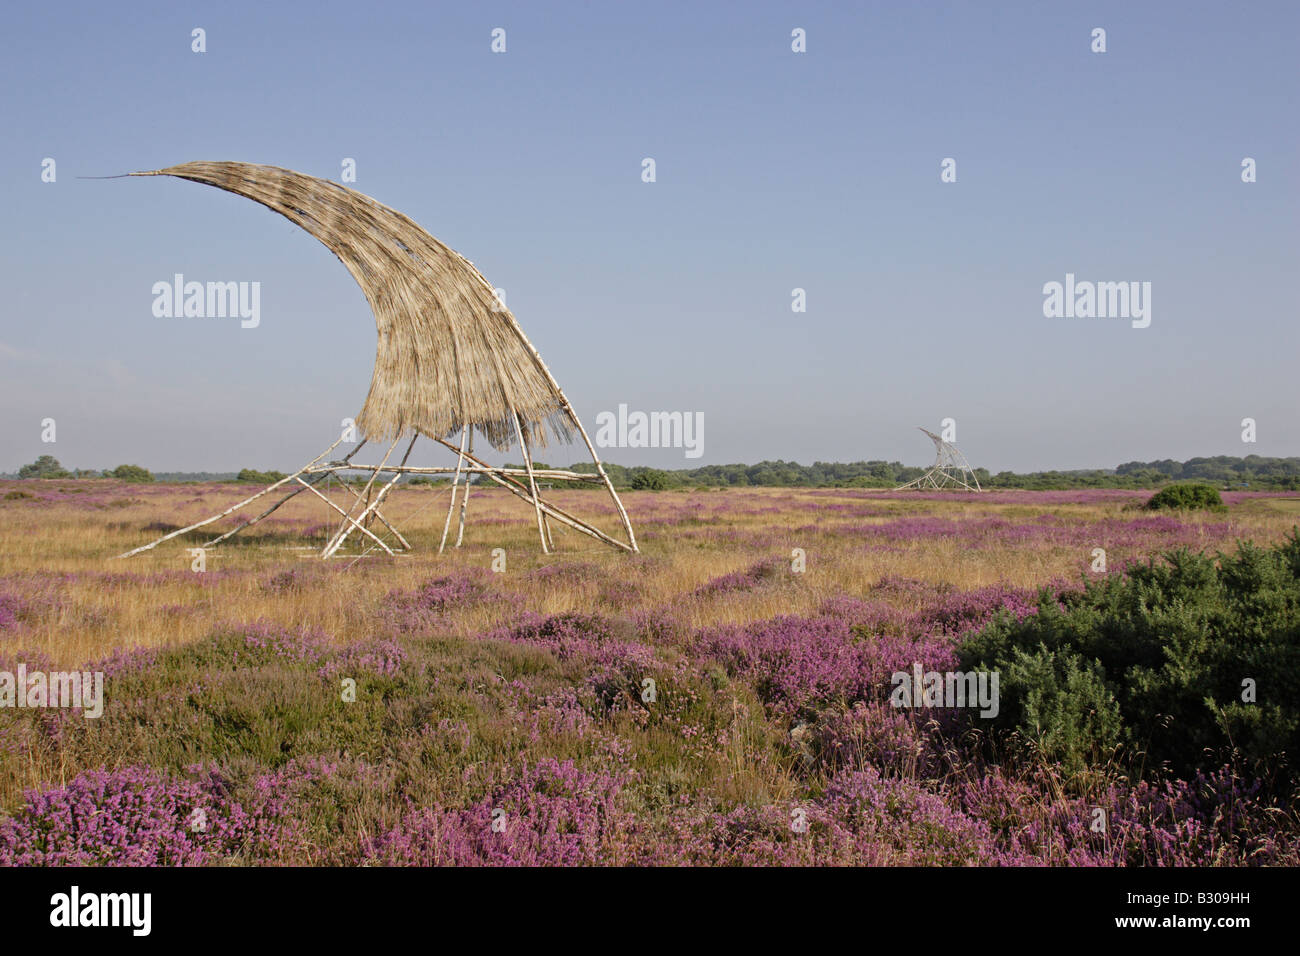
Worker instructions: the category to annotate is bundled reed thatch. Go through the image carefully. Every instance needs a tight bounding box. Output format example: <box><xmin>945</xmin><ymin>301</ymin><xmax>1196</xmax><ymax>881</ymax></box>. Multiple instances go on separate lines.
<box><xmin>114</xmin><ymin>161</ymin><xmax>637</xmax><ymax>558</ymax></box>
<box><xmin>131</xmin><ymin>161</ymin><xmax>570</xmax><ymax>450</ymax></box>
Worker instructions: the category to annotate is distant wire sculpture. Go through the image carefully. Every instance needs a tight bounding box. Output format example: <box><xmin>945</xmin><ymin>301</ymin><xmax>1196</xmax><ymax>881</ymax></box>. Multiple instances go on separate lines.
<box><xmin>895</xmin><ymin>427</ymin><xmax>982</xmax><ymax>492</ymax></box>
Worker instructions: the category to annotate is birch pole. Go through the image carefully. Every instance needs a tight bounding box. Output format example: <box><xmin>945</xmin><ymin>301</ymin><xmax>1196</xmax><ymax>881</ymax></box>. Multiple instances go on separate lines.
<box><xmin>201</xmin><ymin>439</ymin><xmax>369</xmax><ymax>549</ymax></box>
<box><xmin>455</xmin><ymin>429</ymin><xmax>474</xmax><ymax>548</ymax></box>
<box><xmin>513</xmin><ymin>411</ymin><xmax>550</xmax><ymax>554</ymax></box>
<box><xmin>321</xmin><ymin>435</ymin><xmax>410</xmax><ymax>558</ymax></box>
<box><xmin>116</xmin><ymin>434</ymin><xmax>346</xmax><ymax>558</ymax></box>
<box><xmin>439</xmin><ymin>425</ymin><xmax>469</xmax><ymax>554</ymax></box>
<box><xmin>460</xmin><ymin>255</ymin><xmax>637</xmax><ymax>553</ymax></box>
<box><xmin>430</xmin><ymin>436</ymin><xmax>633</xmax><ymax>553</ymax></box>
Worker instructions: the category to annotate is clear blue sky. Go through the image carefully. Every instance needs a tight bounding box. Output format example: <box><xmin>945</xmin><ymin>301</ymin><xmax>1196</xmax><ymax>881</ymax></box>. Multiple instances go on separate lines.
<box><xmin>2</xmin><ymin>0</ymin><xmax>1296</xmax><ymax>473</ymax></box>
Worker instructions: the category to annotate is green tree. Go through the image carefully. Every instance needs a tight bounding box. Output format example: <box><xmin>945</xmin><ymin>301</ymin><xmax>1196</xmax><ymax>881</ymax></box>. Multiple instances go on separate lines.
<box><xmin>237</xmin><ymin>468</ymin><xmax>288</xmax><ymax>484</ymax></box>
<box><xmin>106</xmin><ymin>464</ymin><xmax>154</xmax><ymax>483</ymax></box>
<box><xmin>630</xmin><ymin>468</ymin><xmax>673</xmax><ymax>490</ymax></box>
<box><xmin>18</xmin><ymin>455</ymin><xmax>70</xmax><ymax>479</ymax></box>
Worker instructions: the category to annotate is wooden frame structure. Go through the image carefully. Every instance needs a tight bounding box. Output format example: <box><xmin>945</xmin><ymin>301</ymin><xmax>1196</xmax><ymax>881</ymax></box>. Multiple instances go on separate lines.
<box><xmin>895</xmin><ymin>427</ymin><xmax>983</xmax><ymax>492</ymax></box>
<box><xmin>110</xmin><ymin>161</ymin><xmax>637</xmax><ymax>559</ymax></box>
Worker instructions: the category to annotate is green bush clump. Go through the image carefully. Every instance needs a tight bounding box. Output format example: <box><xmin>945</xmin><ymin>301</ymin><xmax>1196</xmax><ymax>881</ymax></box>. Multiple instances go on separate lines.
<box><xmin>106</xmin><ymin>464</ymin><xmax>154</xmax><ymax>483</ymax></box>
<box><xmin>1145</xmin><ymin>483</ymin><xmax>1225</xmax><ymax>512</ymax></box>
<box><xmin>17</xmin><ymin>455</ymin><xmax>70</xmax><ymax>479</ymax></box>
<box><xmin>959</xmin><ymin>534</ymin><xmax>1300</xmax><ymax>781</ymax></box>
<box><xmin>237</xmin><ymin>468</ymin><xmax>288</xmax><ymax>484</ymax></box>
<box><xmin>997</xmin><ymin>645</ymin><xmax>1126</xmax><ymax>776</ymax></box>
<box><xmin>630</xmin><ymin>468</ymin><xmax>675</xmax><ymax>491</ymax></box>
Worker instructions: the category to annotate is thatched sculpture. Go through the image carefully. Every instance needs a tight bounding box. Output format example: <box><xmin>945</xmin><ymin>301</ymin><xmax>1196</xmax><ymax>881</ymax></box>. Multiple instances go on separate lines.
<box><xmin>115</xmin><ymin>161</ymin><xmax>637</xmax><ymax>558</ymax></box>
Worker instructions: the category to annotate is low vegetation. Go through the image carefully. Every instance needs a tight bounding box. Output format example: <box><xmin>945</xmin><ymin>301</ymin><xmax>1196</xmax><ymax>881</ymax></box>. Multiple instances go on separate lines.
<box><xmin>0</xmin><ymin>482</ymin><xmax>1297</xmax><ymax>864</ymax></box>
<box><xmin>961</xmin><ymin>536</ymin><xmax>1300</xmax><ymax>782</ymax></box>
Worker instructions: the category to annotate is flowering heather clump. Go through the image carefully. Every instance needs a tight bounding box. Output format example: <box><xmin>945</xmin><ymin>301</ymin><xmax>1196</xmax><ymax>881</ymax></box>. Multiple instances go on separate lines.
<box><xmin>915</xmin><ymin>583</ymin><xmax>1042</xmax><ymax>638</ymax></box>
<box><xmin>484</xmin><ymin>612</ymin><xmax>639</xmax><ymax>661</ymax></box>
<box><xmin>698</xmin><ymin>615</ymin><xmax>957</xmax><ymax>718</ymax></box>
<box><xmin>0</xmin><ymin>593</ymin><xmax>22</xmax><ymax>631</ymax></box>
<box><xmin>318</xmin><ymin>638</ymin><xmax>407</xmax><ymax>679</ymax></box>
<box><xmin>86</xmin><ymin>646</ymin><xmax>159</xmax><ymax>678</ymax></box>
<box><xmin>627</xmin><ymin>606</ymin><xmax>689</xmax><ymax>646</ymax></box>
<box><xmin>647</xmin><ymin>769</ymin><xmax>1027</xmax><ymax>866</ymax></box>
<box><xmin>0</xmin><ymin>574</ymin><xmax>67</xmax><ymax>630</ymax></box>
<box><xmin>957</xmin><ymin>766</ymin><xmax>1294</xmax><ymax>866</ymax></box>
<box><xmin>821</xmin><ymin>578</ymin><xmax>1045</xmax><ymax>642</ymax></box>
<box><xmin>505</xmin><ymin>683</ymin><xmax>597</xmax><ymax>742</ymax></box>
<box><xmin>364</xmin><ymin>759</ymin><xmax>633</xmax><ymax>866</ymax></box>
<box><xmin>484</xmin><ymin>613</ymin><xmax>658</xmax><ymax>708</ymax></box>
<box><xmin>599</xmin><ymin>579</ymin><xmax>642</xmax><ymax>606</ymax></box>
<box><xmin>809</xmin><ymin>701</ymin><xmax>949</xmax><ymax>778</ymax></box>
<box><xmin>207</xmin><ymin>620</ymin><xmax>332</xmax><ymax>667</ymax></box>
<box><xmin>0</xmin><ymin>649</ymin><xmax>56</xmax><ymax>674</ymax></box>
<box><xmin>814</xmin><ymin>595</ymin><xmax>915</xmax><ymax>635</ymax></box>
<box><xmin>526</xmin><ymin>562</ymin><xmax>599</xmax><ymax>585</ymax></box>
<box><xmin>261</xmin><ymin>567</ymin><xmax>321</xmax><ymax>593</ymax></box>
<box><xmin>383</xmin><ymin>569</ymin><xmax>503</xmax><ymax>632</ymax></box>
<box><xmin>818</xmin><ymin>768</ymin><xmax>1030</xmax><ymax>866</ymax></box>
<box><xmin>644</xmin><ymin>802</ymin><xmax>828</xmax><ymax>865</ymax></box>
<box><xmin>693</xmin><ymin>556</ymin><xmax>788</xmax><ymax>597</ymax></box>
<box><xmin>0</xmin><ymin>765</ymin><xmax>282</xmax><ymax>866</ymax></box>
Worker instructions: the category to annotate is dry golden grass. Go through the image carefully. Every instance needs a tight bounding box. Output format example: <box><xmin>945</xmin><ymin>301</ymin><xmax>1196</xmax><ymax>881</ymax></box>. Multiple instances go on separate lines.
<box><xmin>2</xmin><ymin>480</ymin><xmax>1296</xmax><ymax>668</ymax></box>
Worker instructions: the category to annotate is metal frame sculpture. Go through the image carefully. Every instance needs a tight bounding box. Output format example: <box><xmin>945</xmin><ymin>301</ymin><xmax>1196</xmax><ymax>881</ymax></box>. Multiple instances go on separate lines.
<box><xmin>895</xmin><ymin>427</ymin><xmax>982</xmax><ymax>492</ymax></box>
<box><xmin>113</xmin><ymin>162</ymin><xmax>637</xmax><ymax>558</ymax></box>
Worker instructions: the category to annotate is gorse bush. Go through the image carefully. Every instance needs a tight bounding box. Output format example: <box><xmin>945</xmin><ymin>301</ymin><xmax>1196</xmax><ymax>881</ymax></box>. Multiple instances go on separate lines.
<box><xmin>960</xmin><ymin>534</ymin><xmax>1300</xmax><ymax>782</ymax></box>
<box><xmin>1145</xmin><ymin>483</ymin><xmax>1225</xmax><ymax>512</ymax></box>
<box><xmin>998</xmin><ymin>645</ymin><xmax>1125</xmax><ymax>776</ymax></box>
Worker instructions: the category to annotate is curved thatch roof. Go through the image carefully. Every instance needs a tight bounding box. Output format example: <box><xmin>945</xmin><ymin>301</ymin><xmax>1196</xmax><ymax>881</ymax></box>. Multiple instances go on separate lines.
<box><xmin>131</xmin><ymin>161</ymin><xmax>572</xmax><ymax>450</ymax></box>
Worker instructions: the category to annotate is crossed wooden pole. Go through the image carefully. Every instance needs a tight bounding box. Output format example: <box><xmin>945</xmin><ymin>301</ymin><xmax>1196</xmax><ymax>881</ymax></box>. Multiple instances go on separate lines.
<box><xmin>116</xmin><ymin>425</ymin><xmax>637</xmax><ymax>560</ymax></box>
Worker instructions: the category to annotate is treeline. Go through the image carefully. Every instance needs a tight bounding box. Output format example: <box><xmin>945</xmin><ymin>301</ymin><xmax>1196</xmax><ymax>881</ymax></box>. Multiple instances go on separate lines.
<box><xmin>10</xmin><ymin>456</ymin><xmax>157</xmax><ymax>483</ymax></box>
<box><xmin>589</xmin><ymin>457</ymin><xmax>1300</xmax><ymax>491</ymax></box>
<box><xmin>8</xmin><ymin>454</ymin><xmax>1300</xmax><ymax>491</ymax></box>
<box><xmin>1116</xmin><ymin>455</ymin><xmax>1300</xmax><ymax>485</ymax></box>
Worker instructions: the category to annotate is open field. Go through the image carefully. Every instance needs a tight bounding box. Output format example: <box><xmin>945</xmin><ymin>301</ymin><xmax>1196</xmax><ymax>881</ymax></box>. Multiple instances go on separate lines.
<box><xmin>1</xmin><ymin>481</ymin><xmax>1297</xmax><ymax>865</ymax></box>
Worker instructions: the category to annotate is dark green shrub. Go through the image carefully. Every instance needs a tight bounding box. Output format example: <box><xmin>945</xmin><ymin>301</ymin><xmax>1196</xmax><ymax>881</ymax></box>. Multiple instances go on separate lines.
<box><xmin>960</xmin><ymin>535</ymin><xmax>1300</xmax><ymax>780</ymax></box>
<box><xmin>237</xmin><ymin>468</ymin><xmax>287</xmax><ymax>484</ymax></box>
<box><xmin>630</xmin><ymin>468</ymin><xmax>674</xmax><ymax>491</ymax></box>
<box><xmin>17</xmin><ymin>455</ymin><xmax>69</xmax><ymax>479</ymax></box>
<box><xmin>106</xmin><ymin>464</ymin><xmax>154</xmax><ymax>483</ymax></box>
<box><xmin>1000</xmin><ymin>644</ymin><xmax>1125</xmax><ymax>776</ymax></box>
<box><xmin>1146</xmin><ymin>483</ymin><xmax>1225</xmax><ymax>512</ymax></box>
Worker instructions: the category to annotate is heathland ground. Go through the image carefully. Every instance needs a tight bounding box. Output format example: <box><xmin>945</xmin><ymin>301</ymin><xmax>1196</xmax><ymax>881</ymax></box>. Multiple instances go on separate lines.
<box><xmin>0</xmin><ymin>481</ymin><xmax>1296</xmax><ymax>865</ymax></box>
